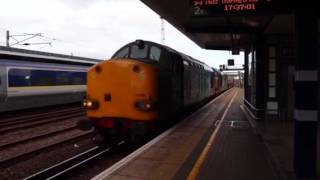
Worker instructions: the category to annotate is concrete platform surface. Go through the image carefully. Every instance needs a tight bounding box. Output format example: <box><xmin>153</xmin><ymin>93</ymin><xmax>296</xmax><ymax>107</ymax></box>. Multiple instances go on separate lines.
<box><xmin>92</xmin><ymin>88</ymin><xmax>279</xmax><ymax>180</ymax></box>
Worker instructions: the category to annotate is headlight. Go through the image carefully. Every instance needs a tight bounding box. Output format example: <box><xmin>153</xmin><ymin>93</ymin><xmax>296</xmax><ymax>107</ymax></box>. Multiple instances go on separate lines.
<box><xmin>83</xmin><ymin>101</ymin><xmax>87</xmax><ymax>107</ymax></box>
<box><xmin>87</xmin><ymin>101</ymin><xmax>93</xmax><ymax>107</ymax></box>
<box><xmin>134</xmin><ymin>100</ymin><xmax>153</xmax><ymax>111</ymax></box>
<box><xmin>83</xmin><ymin>99</ymin><xmax>99</xmax><ymax>109</ymax></box>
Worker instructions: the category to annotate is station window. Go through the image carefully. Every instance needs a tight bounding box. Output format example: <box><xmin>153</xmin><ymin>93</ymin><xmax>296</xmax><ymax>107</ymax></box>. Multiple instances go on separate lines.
<box><xmin>113</xmin><ymin>47</ymin><xmax>129</xmax><ymax>59</ymax></box>
<box><xmin>130</xmin><ymin>44</ymin><xmax>148</xmax><ymax>59</ymax></box>
<box><xmin>149</xmin><ymin>46</ymin><xmax>161</xmax><ymax>61</ymax></box>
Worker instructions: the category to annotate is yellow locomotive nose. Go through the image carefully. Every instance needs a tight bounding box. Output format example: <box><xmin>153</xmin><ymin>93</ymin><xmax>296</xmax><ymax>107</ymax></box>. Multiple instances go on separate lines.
<box><xmin>86</xmin><ymin>59</ymin><xmax>158</xmax><ymax>121</ymax></box>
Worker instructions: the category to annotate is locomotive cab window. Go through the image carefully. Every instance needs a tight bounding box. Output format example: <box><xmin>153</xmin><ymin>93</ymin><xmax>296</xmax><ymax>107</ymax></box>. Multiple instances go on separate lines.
<box><xmin>149</xmin><ymin>46</ymin><xmax>161</xmax><ymax>61</ymax></box>
<box><xmin>130</xmin><ymin>44</ymin><xmax>148</xmax><ymax>59</ymax></box>
<box><xmin>113</xmin><ymin>47</ymin><xmax>129</xmax><ymax>59</ymax></box>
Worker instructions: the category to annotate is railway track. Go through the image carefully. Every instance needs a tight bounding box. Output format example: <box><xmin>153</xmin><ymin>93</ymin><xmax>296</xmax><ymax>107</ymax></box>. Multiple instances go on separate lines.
<box><xmin>0</xmin><ymin>109</ymin><xmax>85</xmax><ymax>134</ymax></box>
<box><xmin>0</xmin><ymin>105</ymin><xmax>92</xmax><ymax>165</ymax></box>
<box><xmin>0</xmin><ymin>125</ymin><xmax>83</xmax><ymax>150</ymax></box>
<box><xmin>0</xmin><ymin>104</ymin><xmax>82</xmax><ymax>121</ymax></box>
<box><xmin>0</xmin><ymin>107</ymin><xmax>84</xmax><ymax>125</ymax></box>
<box><xmin>0</xmin><ymin>107</ymin><xmax>84</xmax><ymax>128</ymax></box>
<box><xmin>0</xmin><ymin>129</ymin><xmax>94</xmax><ymax>164</ymax></box>
<box><xmin>24</xmin><ymin>141</ymin><xmax>126</xmax><ymax>180</ymax></box>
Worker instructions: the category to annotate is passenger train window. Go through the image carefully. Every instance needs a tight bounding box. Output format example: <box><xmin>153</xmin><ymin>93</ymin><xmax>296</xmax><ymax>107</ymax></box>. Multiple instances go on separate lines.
<box><xmin>113</xmin><ymin>47</ymin><xmax>129</xmax><ymax>59</ymax></box>
<box><xmin>130</xmin><ymin>44</ymin><xmax>148</xmax><ymax>59</ymax></box>
<box><xmin>70</xmin><ymin>72</ymin><xmax>86</xmax><ymax>85</ymax></box>
<box><xmin>31</xmin><ymin>70</ymin><xmax>55</xmax><ymax>86</ymax></box>
<box><xmin>8</xmin><ymin>69</ymin><xmax>31</xmax><ymax>87</ymax></box>
<box><xmin>149</xmin><ymin>46</ymin><xmax>161</xmax><ymax>61</ymax></box>
<box><xmin>8</xmin><ymin>68</ymin><xmax>86</xmax><ymax>87</ymax></box>
<box><xmin>56</xmin><ymin>72</ymin><xmax>70</xmax><ymax>85</ymax></box>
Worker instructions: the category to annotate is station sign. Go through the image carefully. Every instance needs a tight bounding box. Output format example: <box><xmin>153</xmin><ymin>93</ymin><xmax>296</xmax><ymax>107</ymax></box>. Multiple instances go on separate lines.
<box><xmin>191</xmin><ymin>0</ymin><xmax>293</xmax><ymax>16</ymax></box>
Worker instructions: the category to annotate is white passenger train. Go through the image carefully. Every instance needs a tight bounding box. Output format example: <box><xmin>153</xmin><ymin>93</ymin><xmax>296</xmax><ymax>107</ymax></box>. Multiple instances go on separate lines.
<box><xmin>0</xmin><ymin>46</ymin><xmax>100</xmax><ymax>112</ymax></box>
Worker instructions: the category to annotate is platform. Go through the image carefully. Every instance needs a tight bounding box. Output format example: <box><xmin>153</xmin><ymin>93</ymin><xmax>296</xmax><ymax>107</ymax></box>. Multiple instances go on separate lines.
<box><xmin>92</xmin><ymin>88</ymin><xmax>280</xmax><ymax>180</ymax></box>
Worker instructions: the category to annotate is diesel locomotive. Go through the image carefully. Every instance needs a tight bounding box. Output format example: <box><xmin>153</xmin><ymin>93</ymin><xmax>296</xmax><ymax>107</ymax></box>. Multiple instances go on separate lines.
<box><xmin>83</xmin><ymin>40</ymin><xmax>230</xmax><ymax>141</ymax></box>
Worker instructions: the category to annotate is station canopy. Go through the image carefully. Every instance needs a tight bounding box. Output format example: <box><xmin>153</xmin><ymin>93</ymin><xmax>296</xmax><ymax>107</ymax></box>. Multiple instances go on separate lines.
<box><xmin>141</xmin><ymin>0</ymin><xmax>295</xmax><ymax>51</ymax></box>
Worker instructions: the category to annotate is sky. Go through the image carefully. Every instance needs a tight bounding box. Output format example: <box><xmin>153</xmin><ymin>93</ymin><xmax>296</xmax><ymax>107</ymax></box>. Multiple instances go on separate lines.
<box><xmin>0</xmin><ymin>0</ymin><xmax>244</xmax><ymax>69</ymax></box>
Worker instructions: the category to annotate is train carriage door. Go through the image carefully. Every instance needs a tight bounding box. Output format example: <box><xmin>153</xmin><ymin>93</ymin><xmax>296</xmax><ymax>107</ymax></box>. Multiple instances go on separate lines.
<box><xmin>170</xmin><ymin>52</ymin><xmax>183</xmax><ymax>111</ymax></box>
<box><xmin>158</xmin><ymin>49</ymin><xmax>173</xmax><ymax>118</ymax></box>
<box><xmin>0</xmin><ymin>66</ymin><xmax>7</xmax><ymax>102</ymax></box>
<box><xmin>158</xmin><ymin>50</ymin><xmax>183</xmax><ymax>116</ymax></box>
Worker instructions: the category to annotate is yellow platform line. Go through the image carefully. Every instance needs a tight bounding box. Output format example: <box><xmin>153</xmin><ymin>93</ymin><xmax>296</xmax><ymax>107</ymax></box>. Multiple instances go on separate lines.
<box><xmin>187</xmin><ymin>88</ymin><xmax>239</xmax><ymax>180</ymax></box>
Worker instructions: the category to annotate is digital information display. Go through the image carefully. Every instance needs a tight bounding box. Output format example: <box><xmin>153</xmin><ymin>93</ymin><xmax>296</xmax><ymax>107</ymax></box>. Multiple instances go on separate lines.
<box><xmin>191</xmin><ymin>0</ymin><xmax>292</xmax><ymax>16</ymax></box>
